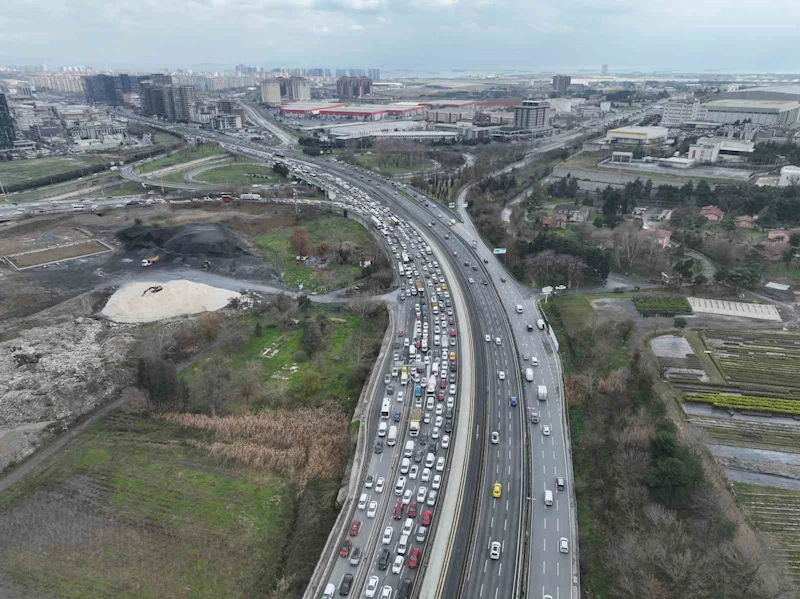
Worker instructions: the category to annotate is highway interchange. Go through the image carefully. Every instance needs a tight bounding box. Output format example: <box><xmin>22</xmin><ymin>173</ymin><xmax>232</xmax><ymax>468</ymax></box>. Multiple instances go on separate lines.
<box><xmin>1</xmin><ymin>103</ymin><xmax>648</xmax><ymax>599</ymax></box>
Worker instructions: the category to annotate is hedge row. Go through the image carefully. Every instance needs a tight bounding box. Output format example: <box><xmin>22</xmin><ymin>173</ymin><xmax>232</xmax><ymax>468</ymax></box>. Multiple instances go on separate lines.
<box><xmin>685</xmin><ymin>392</ymin><xmax>800</xmax><ymax>416</ymax></box>
<box><xmin>632</xmin><ymin>296</ymin><xmax>692</xmax><ymax>317</ymax></box>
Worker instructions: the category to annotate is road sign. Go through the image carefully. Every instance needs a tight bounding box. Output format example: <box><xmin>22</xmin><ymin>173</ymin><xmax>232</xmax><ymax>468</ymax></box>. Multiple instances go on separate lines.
<box><xmin>542</xmin><ymin>286</ymin><xmax>554</xmax><ymax>295</ymax></box>
<box><xmin>448</xmin><ymin>203</ymin><xmax>456</xmax><ymax>209</ymax></box>
<box><xmin>493</xmin><ymin>248</ymin><xmax>507</xmax><ymax>255</ymax></box>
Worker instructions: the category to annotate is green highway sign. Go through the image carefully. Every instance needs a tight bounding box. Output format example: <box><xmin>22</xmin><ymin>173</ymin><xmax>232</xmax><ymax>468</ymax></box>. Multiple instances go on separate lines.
<box><xmin>493</xmin><ymin>248</ymin><xmax>507</xmax><ymax>255</ymax></box>
<box><xmin>448</xmin><ymin>203</ymin><xmax>456</xmax><ymax>209</ymax></box>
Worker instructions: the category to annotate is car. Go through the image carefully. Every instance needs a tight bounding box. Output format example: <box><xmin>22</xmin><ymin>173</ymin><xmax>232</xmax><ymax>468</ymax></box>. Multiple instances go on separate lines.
<box><xmin>402</xmin><ymin>489</ymin><xmax>413</xmax><ymax>505</ymax></box>
<box><xmin>407</xmin><ymin>547</ymin><xmax>421</xmax><ymax>569</ymax></box>
<box><xmin>395</xmin><ymin>476</ymin><xmax>407</xmax><ymax>495</ymax></box>
<box><xmin>531</xmin><ymin>411</ymin><xmax>540</xmax><ymax>424</ymax></box>
<box><xmin>559</xmin><ymin>537</ymin><xmax>570</xmax><ymax>554</ymax></box>
<box><xmin>409</xmin><ymin>465</ymin><xmax>419</xmax><ymax>480</ymax></box>
<box><xmin>387</xmin><ymin>383</ymin><xmax>395</xmax><ymax>395</ymax></box>
<box><xmin>492</xmin><ymin>482</ymin><xmax>502</xmax><ymax>498</ymax></box>
<box><xmin>426</xmin><ymin>490</ymin><xmax>438</xmax><ymax>506</ymax></box>
<box><xmin>468</xmin><ymin>277</ymin><xmax>474</xmax><ymax>284</ymax></box>
<box><xmin>391</xmin><ymin>367</ymin><xmax>399</xmax><ymax>378</ymax></box>
<box><xmin>500</xmin><ymin>277</ymin><xmax>506</xmax><ymax>283</ymax></box>
<box><xmin>382</xmin><ymin>526</ymin><xmax>394</xmax><ymax>545</ymax></box>
<box><xmin>368</xmin><ymin>500</ymin><xmax>378</xmax><ymax>518</ymax></box>
<box><xmin>495</xmin><ymin>337</ymin><xmax>501</xmax><ymax>346</ymax></box>
<box><xmin>432</xmin><ymin>474</ymin><xmax>442</xmax><ymax>489</ymax></box>
<box><xmin>413</xmin><ymin>449</ymin><xmax>424</xmax><ymax>463</ymax></box>
<box><xmin>491</xmin><ymin>431</ymin><xmax>499</xmax><ymax>444</ymax></box>
<box><xmin>490</xmin><ymin>541</ymin><xmax>501</xmax><ymax>560</ymax></box>
<box><xmin>408</xmin><ymin>501</ymin><xmax>417</xmax><ymax>518</ymax></box>
<box><xmin>448</xmin><ymin>384</ymin><xmax>456</xmax><ymax>395</ymax></box>
<box><xmin>393</xmin><ymin>352</ymin><xmax>400</xmax><ymax>361</ymax></box>
<box><xmin>557</xmin><ymin>477</ymin><xmax>565</xmax><ymax>491</ymax></box>
<box><xmin>485</xmin><ymin>334</ymin><xmax>491</xmax><ymax>342</ymax></box>
<box><xmin>365</xmin><ymin>474</ymin><xmax>374</xmax><ymax>488</ymax></box>
<box><xmin>509</xmin><ymin>395</ymin><xmax>518</xmax><ymax>407</ymax></box>
<box><xmin>435</xmin><ymin>415</ymin><xmax>443</xmax><ymax>429</ymax></box>
<box><xmin>436</xmin><ymin>456</ymin><xmax>446</xmax><ymax>472</ymax></box>
<box><xmin>423</xmin><ymin>412</ymin><xmax>431</xmax><ymax>424</ymax></box>
<box><xmin>498</xmin><ymin>371</ymin><xmax>505</xmax><ymax>380</ymax></box>
<box><xmin>365</xmin><ymin>575</ymin><xmax>380</xmax><ymax>598</ymax></box>
<box><xmin>380</xmin><ymin>586</ymin><xmax>392</xmax><ymax>599</ymax></box>
<box><xmin>339</xmin><ymin>539</ymin><xmax>352</xmax><ymax>558</ymax></box>
<box><xmin>338</xmin><ymin>573</ymin><xmax>353</xmax><ymax>595</ymax></box>
<box><xmin>377</xmin><ymin>548</ymin><xmax>391</xmax><ymax>570</ymax></box>
<box><xmin>421</xmin><ymin>468</ymin><xmax>431</xmax><ymax>482</ymax></box>
<box><xmin>527</xmin><ymin>323</ymin><xmax>534</xmax><ymax>332</ymax></box>
<box><xmin>441</xmin><ymin>434</ymin><xmax>450</xmax><ymax>449</ymax></box>
<box><xmin>421</xmin><ymin>509</ymin><xmax>433</xmax><ymax>526</ymax></box>
<box><xmin>431</xmin><ymin>426</ymin><xmax>440</xmax><ymax>439</ymax></box>
<box><xmin>349</xmin><ymin>520</ymin><xmax>361</xmax><ymax>536</ymax></box>
<box><xmin>375</xmin><ymin>477</ymin><xmax>385</xmax><ymax>493</ymax></box>
<box><xmin>349</xmin><ymin>546</ymin><xmax>362</xmax><ymax>566</ymax></box>
<box><xmin>542</xmin><ymin>424</ymin><xmax>551</xmax><ymax>436</ymax></box>
<box><xmin>374</xmin><ymin>439</ymin><xmax>383</xmax><ymax>454</ymax></box>
<box><xmin>416</xmin><ymin>486</ymin><xmax>428</xmax><ymax>502</ymax></box>
<box><xmin>393</xmin><ymin>500</ymin><xmax>403</xmax><ymax>520</ymax></box>
<box><xmin>532</xmin><ymin>356</ymin><xmax>539</xmax><ymax>366</ymax></box>
<box><xmin>392</xmin><ymin>555</ymin><xmax>404</xmax><ymax>574</ymax></box>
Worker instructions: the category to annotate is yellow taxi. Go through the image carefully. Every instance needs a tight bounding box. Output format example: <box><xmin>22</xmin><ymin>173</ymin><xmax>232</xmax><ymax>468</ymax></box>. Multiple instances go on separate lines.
<box><xmin>441</xmin><ymin>284</ymin><xmax>448</xmax><ymax>291</ymax></box>
<box><xmin>449</xmin><ymin>352</ymin><xmax>456</xmax><ymax>362</ymax></box>
<box><xmin>492</xmin><ymin>482</ymin><xmax>502</xmax><ymax>498</ymax></box>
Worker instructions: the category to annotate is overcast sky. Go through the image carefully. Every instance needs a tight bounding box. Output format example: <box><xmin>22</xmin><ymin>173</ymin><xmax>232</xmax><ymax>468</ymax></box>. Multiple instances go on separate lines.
<box><xmin>3</xmin><ymin>0</ymin><xmax>800</xmax><ymax>73</ymax></box>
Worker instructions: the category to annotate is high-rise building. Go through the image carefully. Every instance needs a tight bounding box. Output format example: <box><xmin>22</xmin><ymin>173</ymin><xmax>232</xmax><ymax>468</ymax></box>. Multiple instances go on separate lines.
<box><xmin>552</xmin><ymin>75</ymin><xmax>571</xmax><ymax>94</ymax></box>
<box><xmin>337</xmin><ymin>76</ymin><xmax>373</xmax><ymax>99</ymax></box>
<box><xmin>335</xmin><ymin>69</ymin><xmax>347</xmax><ymax>77</ymax></box>
<box><xmin>83</xmin><ymin>74</ymin><xmax>125</xmax><ymax>105</ymax></box>
<box><xmin>139</xmin><ymin>73</ymin><xmax>172</xmax><ymax>86</ymax></box>
<box><xmin>140</xmin><ymin>84</ymin><xmax>196</xmax><ymax>122</ymax></box>
<box><xmin>368</xmin><ymin>68</ymin><xmax>380</xmax><ymax>81</ymax></box>
<box><xmin>260</xmin><ymin>81</ymin><xmax>281</xmax><ymax>104</ymax></box>
<box><xmin>349</xmin><ymin>68</ymin><xmax>365</xmax><ymax>77</ymax></box>
<box><xmin>285</xmin><ymin>77</ymin><xmax>311</xmax><ymax>101</ymax></box>
<box><xmin>513</xmin><ymin>100</ymin><xmax>550</xmax><ymax>131</ymax></box>
<box><xmin>601</xmin><ymin>64</ymin><xmax>609</xmax><ymax>76</ymax></box>
<box><xmin>0</xmin><ymin>93</ymin><xmax>15</xmax><ymax>149</ymax></box>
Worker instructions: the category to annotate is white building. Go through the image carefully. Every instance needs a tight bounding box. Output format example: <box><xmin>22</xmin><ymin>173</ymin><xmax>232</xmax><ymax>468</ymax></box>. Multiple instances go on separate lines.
<box><xmin>779</xmin><ymin>165</ymin><xmax>800</xmax><ymax>187</ymax></box>
<box><xmin>702</xmin><ymin>99</ymin><xmax>800</xmax><ymax>126</ymax></box>
<box><xmin>661</xmin><ymin>98</ymin><xmax>706</xmax><ymax>126</ymax></box>
<box><xmin>605</xmin><ymin>126</ymin><xmax>668</xmax><ymax>146</ymax></box>
<box><xmin>213</xmin><ymin>114</ymin><xmax>242</xmax><ymax>130</ymax></box>
<box><xmin>600</xmin><ymin>101</ymin><xmax>611</xmax><ymax>113</ymax></box>
<box><xmin>260</xmin><ymin>82</ymin><xmax>281</xmax><ymax>105</ymax></box>
<box><xmin>688</xmin><ymin>137</ymin><xmax>754</xmax><ymax>164</ymax></box>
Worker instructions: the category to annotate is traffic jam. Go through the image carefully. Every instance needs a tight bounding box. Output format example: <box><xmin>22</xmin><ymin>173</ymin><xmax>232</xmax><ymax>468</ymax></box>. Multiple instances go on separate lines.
<box><xmin>325</xmin><ymin>215</ymin><xmax>460</xmax><ymax>599</ymax></box>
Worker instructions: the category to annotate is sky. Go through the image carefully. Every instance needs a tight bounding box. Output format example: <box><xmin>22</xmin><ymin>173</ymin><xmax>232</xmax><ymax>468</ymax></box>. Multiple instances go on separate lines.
<box><xmin>3</xmin><ymin>0</ymin><xmax>800</xmax><ymax>73</ymax></box>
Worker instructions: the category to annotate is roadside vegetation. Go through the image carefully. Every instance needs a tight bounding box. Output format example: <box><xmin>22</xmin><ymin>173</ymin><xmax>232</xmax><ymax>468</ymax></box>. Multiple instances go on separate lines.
<box><xmin>195</xmin><ymin>160</ymin><xmax>286</xmax><ymax>185</ymax></box>
<box><xmin>542</xmin><ymin>294</ymin><xmax>793</xmax><ymax>598</ymax></box>
<box><xmin>0</xmin><ymin>295</ymin><xmax>388</xmax><ymax>599</ymax></box>
<box><xmin>137</xmin><ymin>142</ymin><xmax>226</xmax><ymax>174</ymax></box>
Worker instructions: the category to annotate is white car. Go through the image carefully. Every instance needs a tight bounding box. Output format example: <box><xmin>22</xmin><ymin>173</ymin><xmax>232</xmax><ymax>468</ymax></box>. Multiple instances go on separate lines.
<box><xmin>367</xmin><ymin>501</ymin><xmax>378</xmax><ymax>519</ymax></box>
<box><xmin>531</xmin><ymin>356</ymin><xmax>539</xmax><ymax>366</ymax></box>
<box><xmin>435</xmin><ymin>404</ymin><xmax>444</xmax><ymax>416</ymax></box>
<box><xmin>380</xmin><ymin>586</ymin><xmax>392</xmax><ymax>599</ymax></box>
<box><xmin>498</xmin><ymin>371</ymin><xmax>506</xmax><ymax>381</ymax></box>
<box><xmin>435</xmin><ymin>415</ymin><xmax>443</xmax><ymax>429</ymax></box>
<box><xmin>382</xmin><ymin>526</ymin><xmax>394</xmax><ymax>545</ymax></box>
<box><xmin>392</xmin><ymin>555</ymin><xmax>404</xmax><ymax>574</ymax></box>
<box><xmin>491</xmin><ymin>431</ymin><xmax>499</xmax><ymax>444</ymax></box>
<box><xmin>436</xmin><ymin>456</ymin><xmax>446</xmax><ymax>472</ymax></box>
<box><xmin>395</xmin><ymin>476</ymin><xmax>407</xmax><ymax>496</ymax></box>
<box><xmin>485</xmin><ymin>334</ymin><xmax>491</xmax><ymax>342</ymax></box>
<box><xmin>490</xmin><ymin>541</ymin><xmax>501</xmax><ymax>560</ymax></box>
<box><xmin>542</xmin><ymin>425</ymin><xmax>551</xmax><ymax>436</ymax></box>
<box><xmin>417</xmin><ymin>486</ymin><xmax>428</xmax><ymax>502</ymax></box>
<box><xmin>495</xmin><ymin>337</ymin><xmax>501</xmax><ymax>346</ymax></box>
<box><xmin>409</xmin><ymin>465</ymin><xmax>419</xmax><ymax>480</ymax></box>
<box><xmin>468</xmin><ymin>277</ymin><xmax>474</xmax><ymax>284</ymax></box>
<box><xmin>402</xmin><ymin>489</ymin><xmax>413</xmax><ymax>505</ymax></box>
<box><xmin>441</xmin><ymin>434</ymin><xmax>450</xmax><ymax>449</ymax></box>
<box><xmin>559</xmin><ymin>537</ymin><xmax>569</xmax><ymax>554</ymax></box>
<box><xmin>421</xmin><ymin>468</ymin><xmax>432</xmax><ymax>482</ymax></box>
<box><xmin>448</xmin><ymin>384</ymin><xmax>456</xmax><ymax>395</ymax></box>
<box><xmin>446</xmin><ymin>396</ymin><xmax>455</xmax><ymax>409</ymax></box>
<box><xmin>432</xmin><ymin>474</ymin><xmax>442</xmax><ymax>489</ymax></box>
<box><xmin>426</xmin><ymin>490</ymin><xmax>438</xmax><ymax>506</ymax></box>
<box><xmin>375</xmin><ymin>477</ymin><xmax>385</xmax><ymax>493</ymax></box>
<box><xmin>432</xmin><ymin>426</ymin><xmax>440</xmax><ymax>439</ymax></box>
<box><xmin>366</xmin><ymin>576</ymin><xmax>379</xmax><ymax>597</ymax></box>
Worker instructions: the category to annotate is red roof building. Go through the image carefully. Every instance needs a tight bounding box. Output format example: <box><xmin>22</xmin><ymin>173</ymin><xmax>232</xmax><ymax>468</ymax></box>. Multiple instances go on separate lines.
<box><xmin>699</xmin><ymin>205</ymin><xmax>725</xmax><ymax>222</ymax></box>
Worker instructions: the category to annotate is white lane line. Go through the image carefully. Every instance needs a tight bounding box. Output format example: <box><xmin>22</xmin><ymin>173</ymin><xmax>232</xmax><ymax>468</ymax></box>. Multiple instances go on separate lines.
<box><xmin>542</xmin><ymin>560</ymin><xmax>546</xmax><ymax>574</ymax></box>
<box><xmin>557</xmin><ymin>518</ymin><xmax>560</xmax><ymax>533</ymax></box>
<box><xmin>504</xmin><ymin>518</ymin><xmax>507</xmax><ymax>531</ymax></box>
<box><xmin>498</xmin><ymin>563</ymin><xmax>503</xmax><ymax>577</ymax></box>
<box><xmin>544</xmin><ymin>517</ymin><xmax>547</xmax><ymax>530</ymax></box>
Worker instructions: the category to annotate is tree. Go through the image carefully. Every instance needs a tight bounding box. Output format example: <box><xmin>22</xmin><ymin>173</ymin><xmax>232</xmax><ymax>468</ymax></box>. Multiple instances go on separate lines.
<box><xmin>644</xmin><ymin>179</ymin><xmax>653</xmax><ymax>197</ymax></box>
<box><xmin>297</xmin><ymin>295</ymin><xmax>311</xmax><ymax>311</ymax></box>
<box><xmin>695</xmin><ymin>179</ymin><xmax>712</xmax><ymax>201</ymax></box>
<box><xmin>290</xmin><ymin>227</ymin><xmax>311</xmax><ymax>256</ymax></box>
<box><xmin>593</xmin><ymin>215</ymin><xmax>604</xmax><ymax>228</ymax></box>
<box><xmin>720</xmin><ymin>213</ymin><xmax>736</xmax><ymax>237</ymax></box>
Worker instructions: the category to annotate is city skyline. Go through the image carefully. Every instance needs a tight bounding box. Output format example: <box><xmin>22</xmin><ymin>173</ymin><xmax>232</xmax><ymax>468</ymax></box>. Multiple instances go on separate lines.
<box><xmin>3</xmin><ymin>0</ymin><xmax>800</xmax><ymax>73</ymax></box>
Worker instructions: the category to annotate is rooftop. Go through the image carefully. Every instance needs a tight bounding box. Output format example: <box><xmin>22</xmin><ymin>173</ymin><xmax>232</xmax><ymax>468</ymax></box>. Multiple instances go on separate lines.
<box><xmin>278</xmin><ymin>101</ymin><xmax>346</xmax><ymax>111</ymax></box>
<box><xmin>703</xmin><ymin>99</ymin><xmax>800</xmax><ymax>113</ymax></box>
<box><xmin>607</xmin><ymin>126</ymin><xmax>669</xmax><ymax>137</ymax></box>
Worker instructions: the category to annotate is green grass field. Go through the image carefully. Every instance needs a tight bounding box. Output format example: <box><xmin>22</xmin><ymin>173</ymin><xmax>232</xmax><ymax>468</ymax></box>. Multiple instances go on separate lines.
<box><xmin>196</xmin><ymin>161</ymin><xmax>284</xmax><ymax>185</ymax></box>
<box><xmin>254</xmin><ymin>214</ymin><xmax>375</xmax><ymax>292</ymax></box>
<box><xmin>353</xmin><ymin>153</ymin><xmax>435</xmax><ymax>175</ymax></box>
<box><xmin>0</xmin><ymin>411</ymin><xmax>292</xmax><ymax>599</ymax></box>
<box><xmin>137</xmin><ymin>144</ymin><xmax>227</xmax><ymax>174</ymax></box>
<box><xmin>0</xmin><ymin>155</ymin><xmax>108</xmax><ymax>186</ymax></box>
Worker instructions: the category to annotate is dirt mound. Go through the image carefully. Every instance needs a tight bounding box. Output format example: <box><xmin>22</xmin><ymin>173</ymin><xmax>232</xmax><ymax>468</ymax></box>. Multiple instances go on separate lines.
<box><xmin>117</xmin><ymin>223</ymin><xmax>280</xmax><ymax>283</ymax></box>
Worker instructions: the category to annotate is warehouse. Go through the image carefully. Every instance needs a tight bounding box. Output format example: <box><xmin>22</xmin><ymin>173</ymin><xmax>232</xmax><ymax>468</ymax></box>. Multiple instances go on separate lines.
<box><xmin>316</xmin><ymin>103</ymin><xmax>428</xmax><ymax>121</ymax></box>
<box><xmin>277</xmin><ymin>101</ymin><xmax>347</xmax><ymax>115</ymax></box>
<box><xmin>702</xmin><ymin>99</ymin><xmax>800</xmax><ymax>126</ymax></box>
<box><xmin>605</xmin><ymin>126</ymin><xmax>669</xmax><ymax>146</ymax></box>
<box><xmin>719</xmin><ymin>85</ymin><xmax>800</xmax><ymax>102</ymax></box>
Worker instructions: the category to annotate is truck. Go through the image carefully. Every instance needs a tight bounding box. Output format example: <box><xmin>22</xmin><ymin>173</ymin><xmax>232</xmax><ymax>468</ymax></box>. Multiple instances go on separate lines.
<box><xmin>537</xmin><ymin>385</ymin><xmax>548</xmax><ymax>401</ymax></box>
<box><xmin>416</xmin><ymin>279</ymin><xmax>425</xmax><ymax>296</ymax></box>
<box><xmin>409</xmin><ymin>407</ymin><xmax>422</xmax><ymax>436</ymax></box>
<box><xmin>141</xmin><ymin>256</ymin><xmax>160</xmax><ymax>267</ymax></box>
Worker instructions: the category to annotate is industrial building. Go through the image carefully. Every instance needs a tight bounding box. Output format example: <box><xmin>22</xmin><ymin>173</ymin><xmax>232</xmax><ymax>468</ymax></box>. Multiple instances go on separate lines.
<box><xmin>719</xmin><ymin>85</ymin><xmax>800</xmax><ymax>103</ymax></box>
<box><xmin>513</xmin><ymin>100</ymin><xmax>551</xmax><ymax>131</ymax></box>
<box><xmin>277</xmin><ymin>101</ymin><xmax>347</xmax><ymax>116</ymax></box>
<box><xmin>324</xmin><ymin>120</ymin><xmax>425</xmax><ymax>140</ymax></box>
<box><xmin>425</xmin><ymin>109</ymin><xmax>474</xmax><ymax>124</ymax></box>
<box><xmin>702</xmin><ymin>99</ymin><xmax>800</xmax><ymax>126</ymax></box>
<box><xmin>337</xmin><ymin>76</ymin><xmax>373</xmax><ymax>99</ymax></box>
<box><xmin>260</xmin><ymin>81</ymin><xmax>281</xmax><ymax>105</ymax></box>
<box><xmin>687</xmin><ymin>137</ymin><xmax>754</xmax><ymax>164</ymax></box>
<box><xmin>279</xmin><ymin>102</ymin><xmax>427</xmax><ymax>121</ymax></box>
<box><xmin>661</xmin><ymin>97</ymin><xmax>705</xmax><ymax>126</ymax></box>
<box><xmin>605</xmin><ymin>126</ymin><xmax>668</xmax><ymax>146</ymax></box>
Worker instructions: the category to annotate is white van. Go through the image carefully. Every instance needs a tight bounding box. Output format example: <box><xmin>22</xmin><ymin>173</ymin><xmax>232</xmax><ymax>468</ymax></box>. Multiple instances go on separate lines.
<box><xmin>378</xmin><ymin>422</ymin><xmax>388</xmax><ymax>437</ymax></box>
<box><xmin>409</xmin><ymin>346</ymin><xmax>417</xmax><ymax>360</ymax></box>
<box><xmin>322</xmin><ymin>583</ymin><xmax>336</xmax><ymax>599</ymax></box>
<box><xmin>515</xmin><ymin>304</ymin><xmax>523</xmax><ymax>314</ymax></box>
<box><xmin>397</xmin><ymin>533</ymin><xmax>410</xmax><ymax>555</ymax></box>
<box><xmin>525</xmin><ymin>368</ymin><xmax>534</xmax><ymax>382</ymax></box>
<box><xmin>404</xmin><ymin>440</ymin><xmax>415</xmax><ymax>458</ymax></box>
<box><xmin>536</xmin><ymin>318</ymin><xmax>545</xmax><ymax>330</ymax></box>
<box><xmin>544</xmin><ymin>489</ymin><xmax>553</xmax><ymax>506</ymax></box>
<box><xmin>387</xmin><ymin>425</ymin><xmax>398</xmax><ymax>446</ymax></box>
<box><xmin>401</xmin><ymin>458</ymin><xmax>411</xmax><ymax>474</ymax></box>
<box><xmin>358</xmin><ymin>493</ymin><xmax>368</xmax><ymax>510</ymax></box>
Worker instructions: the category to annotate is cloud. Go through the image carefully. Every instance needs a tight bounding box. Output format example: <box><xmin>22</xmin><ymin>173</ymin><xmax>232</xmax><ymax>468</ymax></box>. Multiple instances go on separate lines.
<box><xmin>351</xmin><ymin>23</ymin><xmax>365</xmax><ymax>30</ymax></box>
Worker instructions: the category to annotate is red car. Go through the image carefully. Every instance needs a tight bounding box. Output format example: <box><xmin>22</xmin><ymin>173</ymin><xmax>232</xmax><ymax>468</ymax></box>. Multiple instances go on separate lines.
<box><xmin>349</xmin><ymin>520</ymin><xmax>361</xmax><ymax>537</ymax></box>
<box><xmin>408</xmin><ymin>502</ymin><xmax>417</xmax><ymax>518</ymax></box>
<box><xmin>398</xmin><ymin>329</ymin><xmax>404</xmax><ymax>337</ymax></box>
<box><xmin>439</xmin><ymin>379</ymin><xmax>447</xmax><ymax>389</ymax></box>
<box><xmin>393</xmin><ymin>500</ymin><xmax>403</xmax><ymax>520</ymax></box>
<box><xmin>437</xmin><ymin>390</ymin><xmax>445</xmax><ymax>401</ymax></box>
<box><xmin>408</xmin><ymin>547</ymin><xmax>421</xmax><ymax>569</ymax></box>
<box><xmin>339</xmin><ymin>539</ymin><xmax>352</xmax><ymax>558</ymax></box>
<box><xmin>449</xmin><ymin>328</ymin><xmax>456</xmax><ymax>337</ymax></box>
<box><xmin>421</xmin><ymin>510</ymin><xmax>433</xmax><ymax>527</ymax></box>
<box><xmin>448</xmin><ymin>317</ymin><xmax>455</xmax><ymax>325</ymax></box>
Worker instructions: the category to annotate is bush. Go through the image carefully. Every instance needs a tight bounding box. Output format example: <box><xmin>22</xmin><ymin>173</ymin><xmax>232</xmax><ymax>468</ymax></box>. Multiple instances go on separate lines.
<box><xmin>674</xmin><ymin>317</ymin><xmax>688</xmax><ymax>328</ymax></box>
<box><xmin>633</xmin><ymin>296</ymin><xmax>692</xmax><ymax>317</ymax></box>
<box><xmin>292</xmin><ymin>350</ymin><xmax>309</xmax><ymax>362</ymax></box>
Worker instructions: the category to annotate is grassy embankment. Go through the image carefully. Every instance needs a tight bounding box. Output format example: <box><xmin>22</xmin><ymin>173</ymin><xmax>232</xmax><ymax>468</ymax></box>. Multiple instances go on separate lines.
<box><xmin>136</xmin><ymin>144</ymin><xmax>227</xmax><ymax>174</ymax></box>
<box><xmin>254</xmin><ymin>214</ymin><xmax>377</xmax><ymax>293</ymax></box>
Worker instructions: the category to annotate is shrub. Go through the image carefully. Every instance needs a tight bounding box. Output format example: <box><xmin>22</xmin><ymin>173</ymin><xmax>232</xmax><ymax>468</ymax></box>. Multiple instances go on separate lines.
<box><xmin>684</xmin><ymin>392</ymin><xmax>800</xmax><ymax>415</ymax></box>
<box><xmin>292</xmin><ymin>350</ymin><xmax>309</xmax><ymax>362</ymax></box>
<box><xmin>674</xmin><ymin>317</ymin><xmax>688</xmax><ymax>328</ymax></box>
<box><xmin>633</xmin><ymin>296</ymin><xmax>692</xmax><ymax>317</ymax></box>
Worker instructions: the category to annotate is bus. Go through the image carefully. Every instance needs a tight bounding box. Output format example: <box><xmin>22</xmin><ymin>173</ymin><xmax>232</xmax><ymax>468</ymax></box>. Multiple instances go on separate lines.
<box><xmin>381</xmin><ymin>397</ymin><xmax>392</xmax><ymax>419</ymax></box>
<box><xmin>398</xmin><ymin>264</ymin><xmax>405</xmax><ymax>276</ymax></box>
<box><xmin>401</xmin><ymin>252</ymin><xmax>410</xmax><ymax>264</ymax></box>
<box><xmin>426</xmin><ymin>375</ymin><xmax>436</xmax><ymax>395</ymax></box>
<box><xmin>389</xmin><ymin>216</ymin><xmax>400</xmax><ymax>226</ymax></box>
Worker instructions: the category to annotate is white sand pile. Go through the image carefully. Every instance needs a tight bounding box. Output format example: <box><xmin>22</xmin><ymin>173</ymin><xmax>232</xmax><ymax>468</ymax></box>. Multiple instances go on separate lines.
<box><xmin>102</xmin><ymin>280</ymin><xmax>241</xmax><ymax>323</ymax></box>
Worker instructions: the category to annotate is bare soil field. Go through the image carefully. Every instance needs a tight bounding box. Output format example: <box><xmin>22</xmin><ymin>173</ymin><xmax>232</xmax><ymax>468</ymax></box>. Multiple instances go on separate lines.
<box><xmin>7</xmin><ymin>240</ymin><xmax>113</xmax><ymax>269</ymax></box>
